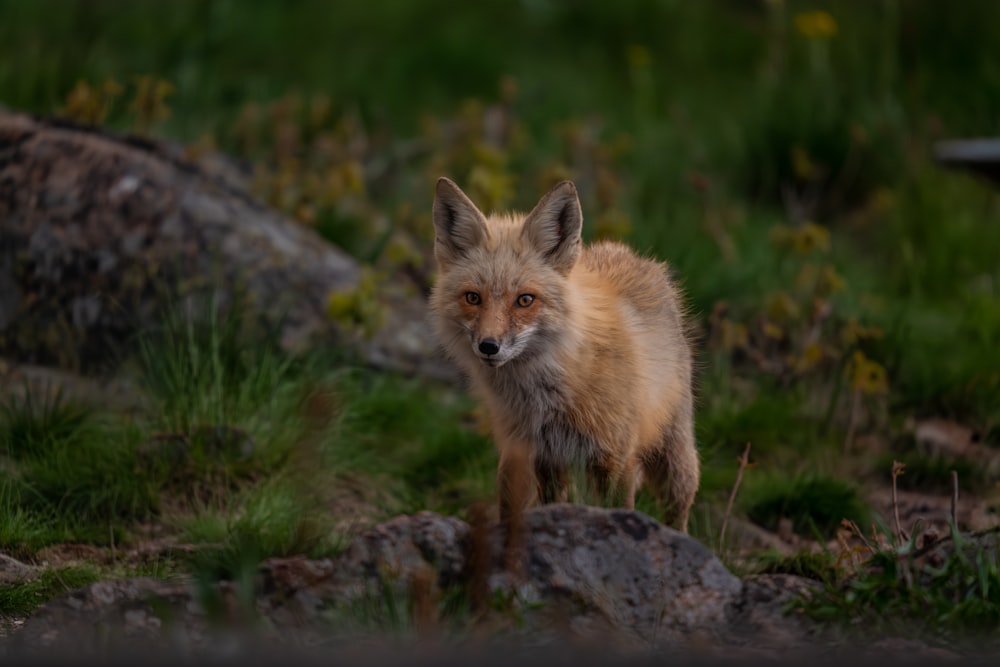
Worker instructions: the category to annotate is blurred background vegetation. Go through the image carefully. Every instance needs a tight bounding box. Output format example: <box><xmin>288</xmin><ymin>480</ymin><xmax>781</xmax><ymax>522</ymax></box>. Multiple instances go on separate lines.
<box><xmin>1</xmin><ymin>0</ymin><xmax>999</xmax><ymax>584</ymax></box>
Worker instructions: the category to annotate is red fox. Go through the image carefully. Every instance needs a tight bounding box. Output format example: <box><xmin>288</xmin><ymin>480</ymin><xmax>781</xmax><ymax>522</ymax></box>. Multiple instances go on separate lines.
<box><xmin>429</xmin><ymin>177</ymin><xmax>699</xmax><ymax>532</ymax></box>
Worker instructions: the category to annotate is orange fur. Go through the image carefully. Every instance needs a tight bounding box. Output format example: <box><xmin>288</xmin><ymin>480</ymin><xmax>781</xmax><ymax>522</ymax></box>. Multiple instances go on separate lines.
<box><xmin>429</xmin><ymin>177</ymin><xmax>699</xmax><ymax>531</ymax></box>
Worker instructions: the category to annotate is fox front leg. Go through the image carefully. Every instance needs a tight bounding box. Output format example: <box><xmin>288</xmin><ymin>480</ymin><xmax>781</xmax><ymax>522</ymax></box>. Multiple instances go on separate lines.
<box><xmin>496</xmin><ymin>443</ymin><xmax>535</xmax><ymax>524</ymax></box>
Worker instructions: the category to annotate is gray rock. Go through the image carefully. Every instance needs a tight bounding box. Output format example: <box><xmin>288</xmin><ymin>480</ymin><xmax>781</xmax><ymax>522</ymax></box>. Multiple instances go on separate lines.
<box><xmin>487</xmin><ymin>505</ymin><xmax>742</xmax><ymax>647</ymax></box>
<box><xmin>0</xmin><ymin>553</ymin><xmax>39</xmax><ymax>585</ymax></box>
<box><xmin>4</xmin><ymin>505</ymin><xmax>823</xmax><ymax>658</ymax></box>
<box><xmin>329</xmin><ymin>510</ymin><xmax>471</xmax><ymax>597</ymax></box>
<box><xmin>7</xmin><ymin>577</ymin><xmax>200</xmax><ymax>653</ymax></box>
<box><xmin>0</xmin><ymin>108</ymin><xmax>448</xmax><ymax>378</ymax></box>
<box><xmin>725</xmin><ymin>573</ymin><xmax>823</xmax><ymax>650</ymax></box>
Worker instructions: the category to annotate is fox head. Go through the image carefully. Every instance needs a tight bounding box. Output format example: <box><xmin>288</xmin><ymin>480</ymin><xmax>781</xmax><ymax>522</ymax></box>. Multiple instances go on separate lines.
<box><xmin>429</xmin><ymin>177</ymin><xmax>583</xmax><ymax>370</ymax></box>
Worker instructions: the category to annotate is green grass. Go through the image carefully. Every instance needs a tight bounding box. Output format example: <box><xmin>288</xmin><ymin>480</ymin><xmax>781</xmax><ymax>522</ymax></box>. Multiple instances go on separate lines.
<box><xmin>0</xmin><ymin>497</ymin><xmax>58</xmax><ymax>558</ymax></box>
<box><xmin>876</xmin><ymin>449</ymin><xmax>989</xmax><ymax>495</ymax></box>
<box><xmin>135</xmin><ymin>291</ymin><xmax>301</xmax><ymax>453</ymax></box>
<box><xmin>0</xmin><ymin>388</ymin><xmax>156</xmax><ymax>547</ymax></box>
<box><xmin>0</xmin><ymin>296</ymin><xmax>492</xmax><ymax>564</ymax></box>
<box><xmin>0</xmin><ymin>387</ymin><xmax>92</xmax><ymax>459</ymax></box>
<box><xmin>228</xmin><ymin>478</ymin><xmax>329</xmax><ymax>556</ymax></box>
<box><xmin>744</xmin><ymin>474</ymin><xmax>870</xmax><ymax>540</ymax></box>
<box><xmin>321</xmin><ymin>370</ymin><xmax>495</xmax><ymax>516</ymax></box>
<box><xmin>177</xmin><ymin>474</ymin><xmax>341</xmax><ymax>578</ymax></box>
<box><xmin>0</xmin><ymin>565</ymin><xmax>102</xmax><ymax>618</ymax></box>
<box><xmin>799</xmin><ymin>529</ymin><xmax>1000</xmax><ymax>651</ymax></box>
<box><xmin>751</xmin><ymin>549</ymin><xmax>840</xmax><ymax>585</ymax></box>
<box><xmin>0</xmin><ymin>300</ymin><xmax>501</xmax><ymax>621</ymax></box>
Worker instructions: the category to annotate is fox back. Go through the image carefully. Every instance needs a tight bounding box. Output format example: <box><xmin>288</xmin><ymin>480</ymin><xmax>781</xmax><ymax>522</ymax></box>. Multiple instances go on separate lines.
<box><xmin>428</xmin><ymin>177</ymin><xmax>699</xmax><ymax>531</ymax></box>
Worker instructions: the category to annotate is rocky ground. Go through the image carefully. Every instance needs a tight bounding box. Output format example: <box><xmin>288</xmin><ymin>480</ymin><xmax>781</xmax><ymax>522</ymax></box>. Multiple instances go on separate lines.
<box><xmin>1</xmin><ymin>503</ymin><xmax>996</xmax><ymax>663</ymax></box>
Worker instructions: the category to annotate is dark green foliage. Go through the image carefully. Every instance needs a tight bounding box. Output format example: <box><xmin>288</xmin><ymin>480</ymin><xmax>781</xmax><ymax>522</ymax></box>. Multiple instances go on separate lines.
<box><xmin>327</xmin><ymin>371</ymin><xmax>495</xmax><ymax>514</ymax></box>
<box><xmin>11</xmin><ymin>426</ymin><xmax>155</xmax><ymax>525</ymax></box>
<box><xmin>746</xmin><ymin>475</ymin><xmax>869</xmax><ymax>540</ymax></box>
<box><xmin>752</xmin><ymin>549</ymin><xmax>840</xmax><ymax>585</ymax></box>
<box><xmin>799</xmin><ymin>530</ymin><xmax>1000</xmax><ymax>650</ymax></box>
<box><xmin>135</xmin><ymin>291</ymin><xmax>294</xmax><ymax>439</ymax></box>
<box><xmin>0</xmin><ymin>387</ymin><xmax>91</xmax><ymax>459</ymax></box>
<box><xmin>740</xmin><ymin>80</ymin><xmax>903</xmax><ymax>217</ymax></box>
<box><xmin>0</xmin><ymin>388</ymin><xmax>156</xmax><ymax>547</ymax></box>
<box><xmin>877</xmin><ymin>450</ymin><xmax>986</xmax><ymax>495</ymax></box>
<box><xmin>0</xmin><ymin>565</ymin><xmax>101</xmax><ymax>617</ymax></box>
<box><xmin>697</xmin><ymin>387</ymin><xmax>815</xmax><ymax>456</ymax></box>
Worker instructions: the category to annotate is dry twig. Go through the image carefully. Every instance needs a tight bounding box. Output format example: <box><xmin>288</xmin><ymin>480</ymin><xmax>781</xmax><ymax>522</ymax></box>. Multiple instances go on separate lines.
<box><xmin>891</xmin><ymin>460</ymin><xmax>907</xmax><ymax>544</ymax></box>
<box><xmin>950</xmin><ymin>470</ymin><xmax>959</xmax><ymax>529</ymax></box>
<box><xmin>842</xmin><ymin>518</ymin><xmax>876</xmax><ymax>554</ymax></box>
<box><xmin>719</xmin><ymin>442</ymin><xmax>752</xmax><ymax>552</ymax></box>
<box><xmin>843</xmin><ymin>388</ymin><xmax>861</xmax><ymax>453</ymax></box>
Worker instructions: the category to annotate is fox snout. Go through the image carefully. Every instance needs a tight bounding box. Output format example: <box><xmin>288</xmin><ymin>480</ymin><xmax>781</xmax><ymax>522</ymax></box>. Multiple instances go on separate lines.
<box><xmin>478</xmin><ymin>338</ymin><xmax>501</xmax><ymax>356</ymax></box>
<box><xmin>474</xmin><ymin>336</ymin><xmax>508</xmax><ymax>366</ymax></box>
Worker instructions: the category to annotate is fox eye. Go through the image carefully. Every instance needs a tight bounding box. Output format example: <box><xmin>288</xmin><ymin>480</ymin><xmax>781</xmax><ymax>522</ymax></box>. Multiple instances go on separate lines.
<box><xmin>516</xmin><ymin>294</ymin><xmax>535</xmax><ymax>308</ymax></box>
<box><xmin>465</xmin><ymin>292</ymin><xmax>481</xmax><ymax>305</ymax></box>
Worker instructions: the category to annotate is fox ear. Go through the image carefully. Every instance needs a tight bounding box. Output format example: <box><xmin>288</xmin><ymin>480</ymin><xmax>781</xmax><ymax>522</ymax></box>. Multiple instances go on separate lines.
<box><xmin>522</xmin><ymin>180</ymin><xmax>582</xmax><ymax>274</ymax></box>
<box><xmin>433</xmin><ymin>177</ymin><xmax>488</xmax><ymax>268</ymax></box>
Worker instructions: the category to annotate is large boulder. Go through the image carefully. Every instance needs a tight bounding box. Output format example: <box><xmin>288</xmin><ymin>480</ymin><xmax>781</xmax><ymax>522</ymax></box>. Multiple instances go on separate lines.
<box><xmin>0</xmin><ymin>108</ymin><xmax>444</xmax><ymax>377</ymax></box>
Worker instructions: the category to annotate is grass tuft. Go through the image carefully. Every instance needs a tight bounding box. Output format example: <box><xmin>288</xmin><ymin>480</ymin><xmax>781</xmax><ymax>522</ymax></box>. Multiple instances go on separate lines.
<box><xmin>0</xmin><ymin>386</ymin><xmax>92</xmax><ymax>459</ymax></box>
<box><xmin>745</xmin><ymin>474</ymin><xmax>869</xmax><ymax>540</ymax></box>
<box><xmin>798</xmin><ymin>529</ymin><xmax>1000</xmax><ymax>651</ymax></box>
<box><xmin>751</xmin><ymin>549</ymin><xmax>839</xmax><ymax>585</ymax></box>
<box><xmin>0</xmin><ymin>565</ymin><xmax>102</xmax><ymax>618</ymax></box>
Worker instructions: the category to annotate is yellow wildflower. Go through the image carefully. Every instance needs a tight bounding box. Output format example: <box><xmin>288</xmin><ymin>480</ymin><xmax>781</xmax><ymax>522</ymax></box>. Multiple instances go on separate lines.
<box><xmin>795</xmin><ymin>342</ymin><xmax>826</xmax><ymax>372</ymax></box>
<box><xmin>468</xmin><ymin>164</ymin><xmax>513</xmax><ymax>212</ymax></box>
<box><xmin>538</xmin><ymin>163</ymin><xmax>574</xmax><ymax>192</ymax></box>
<box><xmin>840</xmin><ymin>318</ymin><xmax>884</xmax><ymax>346</ymax></box>
<box><xmin>128</xmin><ymin>75</ymin><xmax>174</xmax><ymax>133</ymax></box>
<box><xmin>792</xmin><ymin>222</ymin><xmax>831</xmax><ymax>255</ymax></box>
<box><xmin>868</xmin><ymin>187</ymin><xmax>896</xmax><ymax>216</ymax></box>
<box><xmin>471</xmin><ymin>142</ymin><xmax>507</xmax><ymax>169</ymax></box>
<box><xmin>762</xmin><ymin>320</ymin><xmax>785</xmax><ymax>340</ymax></box>
<box><xmin>61</xmin><ymin>77</ymin><xmax>122</xmax><ymax>126</ymax></box>
<box><xmin>326</xmin><ymin>269</ymin><xmax>385</xmax><ymax>339</ymax></box>
<box><xmin>720</xmin><ymin>319</ymin><xmax>749</xmax><ymax>351</ymax></box>
<box><xmin>294</xmin><ymin>204</ymin><xmax>316</xmax><ymax>225</ymax></box>
<box><xmin>767</xmin><ymin>291</ymin><xmax>801</xmax><ymax>323</ymax></box>
<box><xmin>341</xmin><ymin>160</ymin><xmax>366</xmax><ymax>194</ymax></box>
<box><xmin>791</xmin><ymin>145</ymin><xmax>817</xmax><ymax>181</ymax></box>
<box><xmin>593</xmin><ymin>209</ymin><xmax>632</xmax><ymax>241</ymax></box>
<box><xmin>385</xmin><ymin>234</ymin><xmax>424</xmax><ymax>268</ymax></box>
<box><xmin>818</xmin><ymin>264</ymin><xmax>846</xmax><ymax>295</ymax></box>
<box><xmin>769</xmin><ymin>224</ymin><xmax>793</xmax><ymax>249</ymax></box>
<box><xmin>626</xmin><ymin>44</ymin><xmax>652</xmax><ymax>69</ymax></box>
<box><xmin>772</xmin><ymin>221</ymin><xmax>830</xmax><ymax>255</ymax></box>
<box><xmin>850</xmin><ymin>351</ymin><xmax>889</xmax><ymax>395</ymax></box>
<box><xmin>794</xmin><ymin>10</ymin><xmax>838</xmax><ymax>39</ymax></box>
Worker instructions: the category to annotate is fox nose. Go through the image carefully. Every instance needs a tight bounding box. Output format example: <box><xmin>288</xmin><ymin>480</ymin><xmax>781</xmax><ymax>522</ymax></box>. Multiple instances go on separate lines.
<box><xmin>478</xmin><ymin>339</ymin><xmax>501</xmax><ymax>356</ymax></box>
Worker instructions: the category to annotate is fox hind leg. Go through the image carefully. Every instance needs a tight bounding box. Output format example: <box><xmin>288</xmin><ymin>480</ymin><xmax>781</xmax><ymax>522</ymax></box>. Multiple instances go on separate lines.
<box><xmin>641</xmin><ymin>421</ymin><xmax>699</xmax><ymax>533</ymax></box>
